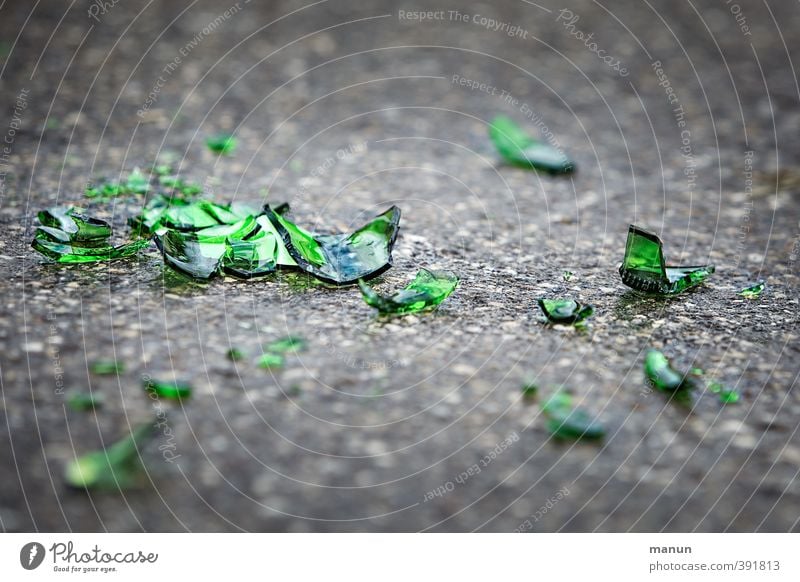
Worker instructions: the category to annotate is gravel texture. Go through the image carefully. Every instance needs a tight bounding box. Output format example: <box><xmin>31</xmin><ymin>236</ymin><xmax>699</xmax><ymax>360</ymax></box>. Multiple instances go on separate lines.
<box><xmin>1</xmin><ymin>0</ymin><xmax>799</xmax><ymax>532</ymax></box>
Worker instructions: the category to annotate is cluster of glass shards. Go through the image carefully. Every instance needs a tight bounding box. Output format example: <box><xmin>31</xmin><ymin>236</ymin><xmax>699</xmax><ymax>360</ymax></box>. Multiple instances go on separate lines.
<box><xmin>31</xmin><ymin>207</ymin><xmax>149</xmax><ymax>263</ymax></box>
<box><xmin>134</xmin><ymin>198</ymin><xmax>402</xmax><ymax>285</ymax></box>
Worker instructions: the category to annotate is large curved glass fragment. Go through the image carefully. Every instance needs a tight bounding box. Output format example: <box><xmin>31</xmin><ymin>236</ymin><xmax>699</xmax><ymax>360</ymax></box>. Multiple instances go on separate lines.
<box><xmin>619</xmin><ymin>225</ymin><xmax>714</xmax><ymax>295</ymax></box>
<box><xmin>489</xmin><ymin>115</ymin><xmax>575</xmax><ymax>174</ymax></box>
<box><xmin>358</xmin><ymin>269</ymin><xmax>459</xmax><ymax>315</ymax></box>
<box><xmin>64</xmin><ymin>421</ymin><xmax>154</xmax><ymax>489</ymax></box>
<box><xmin>265</xmin><ymin>205</ymin><xmax>401</xmax><ymax>285</ymax></box>
<box><xmin>31</xmin><ymin>207</ymin><xmax>149</xmax><ymax>263</ymax></box>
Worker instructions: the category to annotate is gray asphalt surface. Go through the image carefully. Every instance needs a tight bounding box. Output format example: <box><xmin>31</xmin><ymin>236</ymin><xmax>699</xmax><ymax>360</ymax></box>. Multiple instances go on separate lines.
<box><xmin>1</xmin><ymin>0</ymin><xmax>799</xmax><ymax>532</ymax></box>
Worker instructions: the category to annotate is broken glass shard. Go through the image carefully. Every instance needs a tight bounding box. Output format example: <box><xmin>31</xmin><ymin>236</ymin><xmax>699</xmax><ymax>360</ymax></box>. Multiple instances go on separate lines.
<box><xmin>159</xmin><ymin>175</ymin><xmax>203</xmax><ymax>197</ymax></box>
<box><xmin>152</xmin><ymin>163</ymin><xmax>173</xmax><ymax>176</ymax></box>
<box><xmin>358</xmin><ymin>269</ymin><xmax>459</xmax><ymax>314</ymax></box>
<box><xmin>144</xmin><ymin>379</ymin><xmax>192</xmax><ymax>400</ymax></box>
<box><xmin>67</xmin><ymin>392</ymin><xmax>103</xmax><ymax>411</ymax></box>
<box><xmin>266</xmin><ymin>336</ymin><xmax>307</xmax><ymax>353</ymax></box>
<box><xmin>619</xmin><ymin>225</ymin><xmax>714</xmax><ymax>295</ymax></box>
<box><xmin>537</xmin><ymin>298</ymin><xmax>594</xmax><ymax>325</ymax></box>
<box><xmin>227</xmin><ymin>348</ymin><xmax>245</xmax><ymax>361</ymax></box>
<box><xmin>644</xmin><ymin>350</ymin><xmax>695</xmax><ymax>397</ymax></box>
<box><xmin>206</xmin><ymin>133</ymin><xmax>237</xmax><ymax>155</ymax></box>
<box><xmin>85</xmin><ymin>168</ymin><xmax>151</xmax><ymax>198</ymax></box>
<box><xmin>709</xmin><ymin>382</ymin><xmax>740</xmax><ymax>404</ymax></box>
<box><xmin>132</xmin><ymin>198</ymin><xmax>258</xmax><ymax>235</ymax></box>
<box><xmin>266</xmin><ymin>205</ymin><xmax>401</xmax><ymax>285</ymax></box>
<box><xmin>521</xmin><ymin>382</ymin><xmax>539</xmax><ymax>400</ymax></box>
<box><xmin>90</xmin><ymin>359</ymin><xmax>125</xmax><ymax>375</ymax></box>
<box><xmin>489</xmin><ymin>115</ymin><xmax>575</xmax><ymax>174</ymax></box>
<box><xmin>37</xmin><ymin>207</ymin><xmax>111</xmax><ymax>241</ymax></box>
<box><xmin>32</xmin><ymin>208</ymin><xmax>149</xmax><ymax>264</ymax></box>
<box><xmin>258</xmin><ymin>352</ymin><xmax>284</xmax><ymax>369</ymax></box>
<box><xmin>154</xmin><ymin>230</ymin><xmax>226</xmax><ymax>279</ymax></box>
<box><xmin>719</xmin><ymin>389</ymin><xmax>740</xmax><ymax>404</ymax></box>
<box><xmin>739</xmin><ymin>281</ymin><xmax>765</xmax><ymax>299</ymax></box>
<box><xmin>125</xmin><ymin>167</ymin><xmax>150</xmax><ymax>194</ymax></box>
<box><xmin>541</xmin><ymin>391</ymin><xmax>604</xmax><ymax>440</ymax></box>
<box><xmin>64</xmin><ymin>421</ymin><xmax>154</xmax><ymax>489</ymax></box>
<box><xmin>219</xmin><ymin>216</ymin><xmax>290</xmax><ymax>277</ymax></box>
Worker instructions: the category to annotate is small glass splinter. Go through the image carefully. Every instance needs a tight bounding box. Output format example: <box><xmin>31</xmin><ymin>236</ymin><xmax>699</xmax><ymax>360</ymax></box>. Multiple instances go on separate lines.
<box><xmin>619</xmin><ymin>225</ymin><xmax>714</xmax><ymax>295</ymax></box>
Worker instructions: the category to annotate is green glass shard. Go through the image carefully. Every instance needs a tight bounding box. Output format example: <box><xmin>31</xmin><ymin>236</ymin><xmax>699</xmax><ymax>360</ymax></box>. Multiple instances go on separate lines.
<box><xmin>358</xmin><ymin>269</ymin><xmax>459</xmax><ymax>314</ymax></box>
<box><xmin>85</xmin><ymin>167</ymin><xmax>151</xmax><ymax>198</ymax></box>
<box><xmin>258</xmin><ymin>352</ymin><xmax>284</xmax><ymax>369</ymax></box>
<box><xmin>160</xmin><ymin>202</ymin><xmax>230</xmax><ymax>231</ymax></box>
<box><xmin>144</xmin><ymin>378</ymin><xmax>192</xmax><ymax>400</ymax></box>
<box><xmin>227</xmin><ymin>348</ymin><xmax>245</xmax><ymax>361</ymax></box>
<box><xmin>206</xmin><ymin>133</ymin><xmax>237</xmax><ymax>155</ymax></box>
<box><xmin>195</xmin><ymin>215</ymin><xmax>258</xmax><ymax>242</ymax></box>
<box><xmin>619</xmin><ymin>225</ymin><xmax>714</xmax><ymax>295</ymax></box>
<box><xmin>150</xmin><ymin>202</ymin><xmax>294</xmax><ymax>279</ymax></box>
<box><xmin>90</xmin><ymin>359</ymin><xmax>125</xmax><ymax>375</ymax></box>
<box><xmin>537</xmin><ymin>298</ymin><xmax>594</xmax><ymax>325</ymax></box>
<box><xmin>489</xmin><ymin>115</ymin><xmax>575</xmax><ymax>174</ymax></box>
<box><xmin>152</xmin><ymin>163</ymin><xmax>173</xmax><ymax>176</ymax></box>
<box><xmin>644</xmin><ymin>350</ymin><xmax>695</xmax><ymax>395</ymax></box>
<box><xmin>154</xmin><ymin>230</ymin><xmax>225</xmax><ymax>279</ymax></box>
<box><xmin>266</xmin><ymin>206</ymin><xmax>401</xmax><ymax>285</ymax></box>
<box><xmin>159</xmin><ymin>175</ymin><xmax>203</xmax><ymax>196</ymax></box>
<box><xmin>143</xmin><ymin>199</ymin><xmax>259</xmax><ymax>233</ymax></box>
<box><xmin>125</xmin><ymin>167</ymin><xmax>150</xmax><ymax>194</ymax></box>
<box><xmin>221</xmin><ymin>234</ymin><xmax>278</xmax><ymax>278</ymax></box>
<box><xmin>67</xmin><ymin>391</ymin><xmax>104</xmax><ymax>411</ymax></box>
<box><xmin>739</xmin><ymin>281</ymin><xmax>765</xmax><ymax>298</ymax></box>
<box><xmin>37</xmin><ymin>207</ymin><xmax>111</xmax><ymax>241</ymax></box>
<box><xmin>708</xmin><ymin>382</ymin><xmax>740</xmax><ymax>404</ymax></box>
<box><xmin>521</xmin><ymin>382</ymin><xmax>539</xmax><ymax>400</ymax></box>
<box><xmin>562</xmin><ymin>270</ymin><xmax>573</xmax><ymax>282</ymax></box>
<box><xmin>266</xmin><ymin>336</ymin><xmax>307</xmax><ymax>353</ymax></box>
<box><xmin>541</xmin><ymin>391</ymin><xmax>604</xmax><ymax>440</ymax></box>
<box><xmin>31</xmin><ymin>209</ymin><xmax>149</xmax><ymax>264</ymax></box>
<box><xmin>64</xmin><ymin>421</ymin><xmax>154</xmax><ymax>489</ymax></box>
<box><xmin>253</xmin><ymin>215</ymin><xmax>297</xmax><ymax>267</ymax></box>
